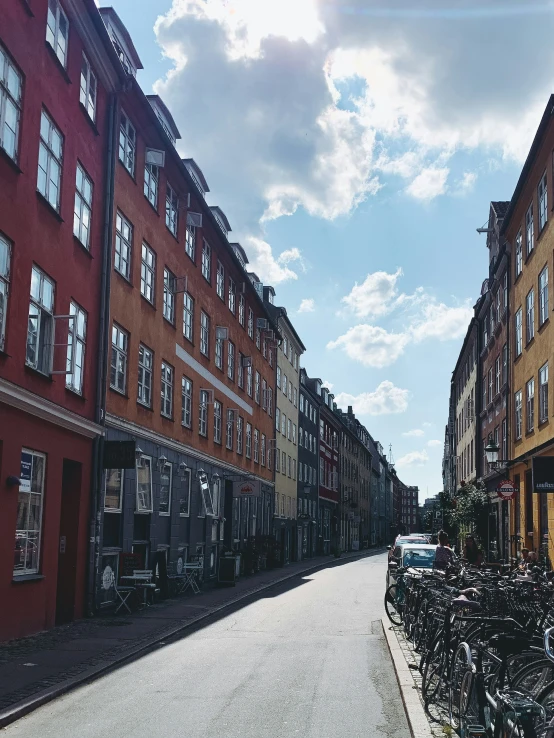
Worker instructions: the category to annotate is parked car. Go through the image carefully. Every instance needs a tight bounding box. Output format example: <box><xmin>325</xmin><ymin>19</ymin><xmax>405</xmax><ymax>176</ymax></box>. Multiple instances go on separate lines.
<box><xmin>388</xmin><ymin>535</ymin><xmax>429</xmax><ymax>558</ymax></box>
<box><xmin>386</xmin><ymin>543</ymin><xmax>438</xmax><ymax>587</ymax></box>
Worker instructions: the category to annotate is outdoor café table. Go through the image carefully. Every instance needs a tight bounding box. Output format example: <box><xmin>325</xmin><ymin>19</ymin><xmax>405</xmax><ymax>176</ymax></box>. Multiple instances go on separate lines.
<box><xmin>120</xmin><ymin>573</ymin><xmax>155</xmax><ymax>608</ymax></box>
<box><xmin>182</xmin><ymin>563</ymin><xmax>202</xmax><ymax>594</ymax></box>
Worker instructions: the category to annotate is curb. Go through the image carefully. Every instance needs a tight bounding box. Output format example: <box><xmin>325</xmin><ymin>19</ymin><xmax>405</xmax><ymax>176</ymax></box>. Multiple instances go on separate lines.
<box><xmin>381</xmin><ymin>619</ymin><xmax>434</xmax><ymax>738</ymax></box>
<box><xmin>0</xmin><ymin>549</ymin><xmax>384</xmax><ymax>728</ymax></box>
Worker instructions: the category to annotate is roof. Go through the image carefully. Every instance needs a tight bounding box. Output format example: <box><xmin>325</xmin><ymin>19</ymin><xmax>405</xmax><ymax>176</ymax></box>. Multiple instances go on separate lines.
<box><xmin>146</xmin><ymin>95</ymin><xmax>181</xmax><ymax>140</ymax></box>
<box><xmin>230</xmin><ymin>243</ymin><xmax>249</xmax><ymax>265</ymax></box>
<box><xmin>491</xmin><ymin>201</ymin><xmax>510</xmax><ymax>220</ymax></box>
<box><xmin>210</xmin><ymin>206</ymin><xmax>232</xmax><ymax>232</ymax></box>
<box><xmin>182</xmin><ymin>158</ymin><xmax>210</xmax><ymax>193</ymax></box>
<box><xmin>501</xmin><ymin>95</ymin><xmax>554</xmax><ymax>235</ymax></box>
<box><xmin>264</xmin><ymin>302</ymin><xmax>306</xmax><ymax>352</ymax></box>
<box><xmin>98</xmin><ymin>7</ymin><xmax>144</xmax><ymax>70</ymax></box>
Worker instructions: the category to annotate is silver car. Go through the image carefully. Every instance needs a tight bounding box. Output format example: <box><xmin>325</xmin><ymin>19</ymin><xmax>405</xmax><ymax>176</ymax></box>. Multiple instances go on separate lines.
<box><xmin>386</xmin><ymin>543</ymin><xmax>438</xmax><ymax>588</ymax></box>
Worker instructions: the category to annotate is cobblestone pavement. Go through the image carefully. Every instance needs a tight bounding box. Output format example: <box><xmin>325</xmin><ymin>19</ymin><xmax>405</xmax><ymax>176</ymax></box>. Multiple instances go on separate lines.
<box><xmin>389</xmin><ymin>624</ymin><xmax>451</xmax><ymax>738</ymax></box>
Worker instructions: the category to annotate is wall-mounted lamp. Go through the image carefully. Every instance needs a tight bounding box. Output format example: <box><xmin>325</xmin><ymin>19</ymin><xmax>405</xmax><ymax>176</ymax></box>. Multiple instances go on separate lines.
<box><xmin>135</xmin><ymin>444</ymin><xmax>144</xmax><ymax>464</ymax></box>
<box><xmin>178</xmin><ymin>461</ymin><xmax>190</xmax><ymax>480</ymax></box>
<box><xmin>485</xmin><ymin>438</ymin><xmax>501</xmax><ymax>468</ymax></box>
<box><xmin>157</xmin><ymin>453</ymin><xmax>168</xmax><ymax>472</ymax></box>
<box><xmin>6</xmin><ymin>475</ymin><xmax>21</xmax><ymax>488</ymax></box>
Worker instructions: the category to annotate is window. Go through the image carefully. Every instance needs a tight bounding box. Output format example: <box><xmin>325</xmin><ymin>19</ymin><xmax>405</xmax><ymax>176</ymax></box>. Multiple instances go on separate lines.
<box><xmin>38</xmin><ymin>110</ymin><xmax>63</xmax><ymax>211</ymax></box>
<box><xmin>283</xmin><ymin>374</ymin><xmax>288</xmax><ymax>396</ymax></box>
<box><xmin>255</xmin><ymin>371</ymin><xmax>260</xmax><ymax>404</ymax></box>
<box><xmin>144</xmin><ymin>163</ymin><xmax>159</xmax><ymax>209</ymax></box>
<box><xmin>276</xmin><ymin>366</ymin><xmax>281</xmax><ymax>389</ymax></box>
<box><xmin>526</xmin><ymin>378</ymin><xmax>535</xmax><ymax>433</ymax></box>
<box><xmin>0</xmin><ymin>234</ymin><xmax>11</xmax><ymax>350</ymax></box>
<box><xmin>282</xmin><ymin>451</ymin><xmax>287</xmax><ymax>474</ymax></box>
<box><xmin>200</xmin><ymin>311</ymin><xmax>210</xmax><ymax>356</ymax></box>
<box><xmin>276</xmin><ymin>407</ymin><xmax>280</xmax><ymax>430</ymax></box>
<box><xmin>526</xmin><ymin>204</ymin><xmax>534</xmax><ymax>256</ymax></box>
<box><xmin>538</xmin><ymin>172</ymin><xmax>548</xmax><ymax>231</ymax></box>
<box><xmin>293</xmin><ymin>387</ymin><xmax>297</xmax><ymax>407</ymax></box>
<box><xmin>275</xmin><ymin>450</ymin><xmax>280</xmax><ymax>473</ymax></box>
<box><xmin>216</xmin><ymin>261</ymin><xmax>224</xmax><ymax>299</ymax></box>
<box><xmin>110</xmin><ymin>323</ymin><xmax>128</xmax><ymax>393</ymax></box>
<box><xmin>163</xmin><ymin>268</ymin><xmax>176</xmax><ymax>324</ymax></box>
<box><xmin>136</xmin><ymin>456</ymin><xmax>153</xmax><ymax>513</ymax></box>
<box><xmin>237</xmin><ymin>416</ymin><xmax>244</xmax><ymax>454</ymax></box>
<box><xmin>539</xmin><ymin>266</ymin><xmax>549</xmax><ymax>326</ymax></box>
<box><xmin>268</xmin><ymin>387</ymin><xmax>273</xmax><ymax>417</ymax></box>
<box><xmin>503</xmin><ymin>272</ymin><xmax>508</xmax><ymax>309</ymax></box>
<box><xmin>159</xmin><ymin>462</ymin><xmax>172</xmax><ymax>516</ymax></box>
<box><xmin>246</xmin><ymin>423</ymin><xmax>252</xmax><ymax>458</ymax></box>
<box><xmin>199</xmin><ymin>390</ymin><xmax>209</xmax><ymax>436</ymax></box>
<box><xmin>79</xmin><ymin>53</ymin><xmax>97</xmax><ymax>121</ymax></box>
<box><xmin>288</xmin><ymin>456</ymin><xmax>292</xmax><ymax>478</ymax></box>
<box><xmin>515</xmin><ymin>308</ymin><xmax>522</xmax><ymax>357</ymax></box>
<box><xmin>213</xmin><ymin>400</ymin><xmax>222</xmax><ymax>444</ymax></box>
<box><xmin>227</xmin><ymin>341</ymin><xmax>235</xmax><ymax>381</ymax></box>
<box><xmin>137</xmin><ymin>344</ymin><xmax>153</xmax><ymax>407</ymax></box>
<box><xmin>283</xmin><ymin>337</ymin><xmax>288</xmax><ymax>356</ymax></box>
<box><xmin>248</xmin><ymin>308</ymin><xmax>254</xmax><ymax>339</ymax></box>
<box><xmin>166</xmin><ymin>183</ymin><xmax>178</xmax><ymax>236</ymax></box>
<box><xmin>256</xmin><ymin>328</ymin><xmax>261</xmax><ymax>350</ymax></box>
<box><xmin>269</xmin><ymin>347</ymin><xmax>273</xmax><ymax>367</ymax></box>
<box><xmin>161</xmin><ymin>361</ymin><xmax>173</xmax><ymax>418</ymax></box>
<box><xmin>226</xmin><ymin>410</ymin><xmax>234</xmax><ymax>450</ymax></box>
<box><xmin>262</xmin><ymin>378</ymin><xmax>267</xmax><ymax>410</ymax></box>
<box><xmin>228</xmin><ymin>278</ymin><xmax>236</xmax><ymax>314</ymax></box>
<box><xmin>502</xmin><ymin>343</ymin><xmax>508</xmax><ymax>385</ymax></box>
<box><xmin>185</xmin><ymin>224</ymin><xmax>196</xmax><ymax>260</ymax></box>
<box><xmin>141</xmin><ymin>243</ymin><xmax>156</xmax><ymax>303</ymax></box>
<box><xmin>0</xmin><ymin>43</ymin><xmax>22</xmax><ymax>161</ymax></box>
<box><xmin>281</xmin><ymin>413</ymin><xmax>286</xmax><ymax>436</ymax></box>
<box><xmin>261</xmin><ymin>435</ymin><xmax>266</xmax><ymax>466</ymax></box>
<box><xmin>238</xmin><ymin>294</ymin><xmax>245</xmax><ymax>326</ymax></box>
<box><xmin>118</xmin><ymin>110</ymin><xmax>136</xmax><ymax>176</ymax></box>
<box><xmin>26</xmin><ymin>266</ymin><xmax>55</xmax><ymax>374</ymax></box>
<box><xmin>73</xmin><ymin>163</ymin><xmax>93</xmax><ymax>249</ymax></box>
<box><xmin>514</xmin><ymin>231</ymin><xmax>522</xmax><ymax>279</ymax></box>
<box><xmin>246</xmin><ymin>364</ymin><xmax>253</xmax><ymax>397</ymax></box>
<box><xmin>14</xmin><ymin>450</ymin><xmax>46</xmax><ymax>576</ymax></box>
<box><xmin>215</xmin><ymin>334</ymin><xmax>223</xmax><ymax>370</ymax></box>
<box><xmin>540</xmin><ymin>363</ymin><xmax>549</xmax><ymax>424</ymax></box>
<box><xmin>254</xmin><ymin>429</ymin><xmax>259</xmax><ymax>462</ymax></box>
<box><xmin>526</xmin><ymin>289</ymin><xmax>534</xmax><ymax>343</ymax></box>
<box><xmin>292</xmin><ymin>424</ymin><xmax>296</xmax><ymax>445</ymax></box>
<box><xmin>300</xmin><ymin>395</ymin><xmax>304</xmax><ymax>413</ymax></box>
<box><xmin>287</xmin><ymin>418</ymin><xmax>291</xmax><ymax>440</ymax></box>
<box><xmin>104</xmin><ymin>469</ymin><xmax>123</xmax><ymax>511</ymax></box>
<box><xmin>66</xmin><ymin>301</ymin><xmax>86</xmax><ymax>393</ymax></box>
<box><xmin>201</xmin><ymin>241</ymin><xmax>211</xmax><ymax>282</ymax></box>
<box><xmin>288</xmin><ymin>381</ymin><xmax>292</xmax><ymax>403</ymax></box>
<box><xmin>502</xmin><ymin>419</ymin><xmax>507</xmax><ymax>466</ymax></box>
<box><xmin>495</xmin><ymin>356</ymin><xmax>501</xmax><ymax>396</ymax></box>
<box><xmin>183</xmin><ymin>293</ymin><xmax>194</xmax><ymax>342</ymax></box>
<box><xmin>182</xmin><ymin>376</ymin><xmax>192</xmax><ymax>427</ymax></box>
<box><xmin>179</xmin><ymin>468</ymin><xmax>191</xmax><ymax>516</ymax></box>
<box><xmin>46</xmin><ymin>0</ymin><xmax>69</xmax><ymax>68</ymax></box>
<box><xmin>114</xmin><ymin>212</ymin><xmax>132</xmax><ymax>280</ymax></box>
<box><xmin>238</xmin><ymin>354</ymin><xmax>244</xmax><ymax>388</ymax></box>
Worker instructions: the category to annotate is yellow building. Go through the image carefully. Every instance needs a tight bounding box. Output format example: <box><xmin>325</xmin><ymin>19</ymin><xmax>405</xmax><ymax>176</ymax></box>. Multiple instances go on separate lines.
<box><xmin>503</xmin><ymin>96</ymin><xmax>554</xmax><ymax>560</ymax></box>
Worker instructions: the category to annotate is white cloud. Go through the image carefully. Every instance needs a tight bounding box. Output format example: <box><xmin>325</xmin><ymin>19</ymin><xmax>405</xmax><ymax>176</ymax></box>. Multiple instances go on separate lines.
<box><xmin>322</xmin><ymin>379</ymin><xmax>333</xmax><ymax>391</ymax></box>
<box><xmin>406</xmin><ymin>167</ymin><xmax>449</xmax><ymax>201</ymax></box>
<box><xmin>298</xmin><ymin>298</ymin><xmax>316</xmax><ymax>313</ymax></box>
<box><xmin>422</xmin><ymin>422</ymin><xmax>433</xmax><ymax>428</ymax></box>
<box><xmin>410</xmin><ymin>301</ymin><xmax>474</xmax><ymax>343</ymax></box>
<box><xmin>456</xmin><ymin>171</ymin><xmax>478</xmax><ymax>195</ymax></box>
<box><xmin>334</xmin><ymin>381</ymin><xmax>409</xmax><ymax>416</ymax></box>
<box><xmin>244</xmin><ymin>237</ymin><xmax>301</xmax><ymax>284</ymax></box>
<box><xmin>327</xmin><ymin>324</ymin><xmax>410</xmax><ymax>368</ymax></box>
<box><xmin>427</xmin><ymin>439</ymin><xmax>442</xmax><ymax>447</ymax></box>
<box><xmin>341</xmin><ymin>268</ymin><xmax>402</xmax><ymax>318</ymax></box>
<box><xmin>403</xmin><ymin>429</ymin><xmax>425</xmax><ymax>437</ymax></box>
<box><xmin>397</xmin><ymin>450</ymin><xmax>429</xmax><ymax>467</ymax></box>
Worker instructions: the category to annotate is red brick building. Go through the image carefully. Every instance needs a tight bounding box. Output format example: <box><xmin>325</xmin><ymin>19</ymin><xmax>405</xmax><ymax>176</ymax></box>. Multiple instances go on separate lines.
<box><xmin>0</xmin><ymin>0</ymin><xmax>122</xmax><ymax>639</ymax></box>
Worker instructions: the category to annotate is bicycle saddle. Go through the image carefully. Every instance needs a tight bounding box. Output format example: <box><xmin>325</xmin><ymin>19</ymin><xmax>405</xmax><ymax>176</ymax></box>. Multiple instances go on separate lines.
<box><xmin>452</xmin><ymin>596</ymin><xmax>482</xmax><ymax>611</ymax></box>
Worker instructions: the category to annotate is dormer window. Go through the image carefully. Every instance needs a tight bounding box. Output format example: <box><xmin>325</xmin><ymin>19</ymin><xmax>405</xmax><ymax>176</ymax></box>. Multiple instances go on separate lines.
<box><xmin>112</xmin><ymin>34</ymin><xmax>133</xmax><ymax>75</ymax></box>
<box><xmin>154</xmin><ymin>110</ymin><xmax>175</xmax><ymax>145</ymax></box>
<box><xmin>268</xmin><ymin>291</ymin><xmax>274</xmax><ymax>305</ymax></box>
<box><xmin>234</xmin><ymin>246</ymin><xmax>245</xmax><ymax>267</ymax></box>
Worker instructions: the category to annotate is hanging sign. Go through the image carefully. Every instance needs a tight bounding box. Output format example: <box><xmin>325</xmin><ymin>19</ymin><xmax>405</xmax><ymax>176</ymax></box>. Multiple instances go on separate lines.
<box><xmin>533</xmin><ymin>456</ymin><xmax>554</xmax><ymax>493</ymax></box>
<box><xmin>496</xmin><ymin>479</ymin><xmax>517</xmax><ymax>500</ymax></box>
<box><xmin>19</xmin><ymin>452</ymin><xmax>32</xmax><ymax>493</ymax></box>
<box><xmin>232</xmin><ymin>479</ymin><xmax>261</xmax><ymax>498</ymax></box>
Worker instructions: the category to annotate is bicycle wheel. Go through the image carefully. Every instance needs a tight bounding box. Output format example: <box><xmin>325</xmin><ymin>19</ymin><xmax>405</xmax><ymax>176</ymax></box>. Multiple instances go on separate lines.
<box><xmin>413</xmin><ymin>599</ymin><xmax>429</xmax><ymax>652</ymax></box>
<box><xmin>459</xmin><ymin>669</ymin><xmax>483</xmax><ymax>738</ymax></box>
<box><xmin>422</xmin><ymin>637</ymin><xmax>446</xmax><ymax>706</ymax></box>
<box><xmin>512</xmin><ymin>660</ymin><xmax>554</xmax><ymax>699</ymax></box>
<box><xmin>535</xmin><ymin>680</ymin><xmax>554</xmax><ymax>731</ymax></box>
<box><xmin>450</xmin><ymin>642</ymin><xmax>474</xmax><ymax>731</ymax></box>
<box><xmin>384</xmin><ymin>584</ymin><xmax>403</xmax><ymax>626</ymax></box>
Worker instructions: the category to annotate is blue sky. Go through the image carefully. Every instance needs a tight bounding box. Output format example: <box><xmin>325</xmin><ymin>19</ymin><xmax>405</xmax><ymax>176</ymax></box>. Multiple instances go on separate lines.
<box><xmin>102</xmin><ymin>0</ymin><xmax>551</xmax><ymax>499</ymax></box>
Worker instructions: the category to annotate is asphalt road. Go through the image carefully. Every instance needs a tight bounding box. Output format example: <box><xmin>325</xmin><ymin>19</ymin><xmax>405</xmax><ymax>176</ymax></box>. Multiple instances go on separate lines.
<box><xmin>5</xmin><ymin>553</ymin><xmax>409</xmax><ymax>738</ymax></box>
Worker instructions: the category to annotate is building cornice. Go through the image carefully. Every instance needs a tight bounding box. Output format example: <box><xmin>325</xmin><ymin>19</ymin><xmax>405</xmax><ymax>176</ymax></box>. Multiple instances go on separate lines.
<box><xmin>0</xmin><ymin>378</ymin><xmax>104</xmax><ymax>439</ymax></box>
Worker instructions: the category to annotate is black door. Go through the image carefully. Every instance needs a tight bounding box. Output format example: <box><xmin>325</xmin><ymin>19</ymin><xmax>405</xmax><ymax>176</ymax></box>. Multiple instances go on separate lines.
<box><xmin>55</xmin><ymin>460</ymin><xmax>82</xmax><ymax>625</ymax></box>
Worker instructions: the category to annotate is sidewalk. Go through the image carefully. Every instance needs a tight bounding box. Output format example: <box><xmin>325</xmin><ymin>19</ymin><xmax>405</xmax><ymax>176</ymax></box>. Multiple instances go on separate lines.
<box><xmin>0</xmin><ymin>548</ymin><xmax>383</xmax><ymax>727</ymax></box>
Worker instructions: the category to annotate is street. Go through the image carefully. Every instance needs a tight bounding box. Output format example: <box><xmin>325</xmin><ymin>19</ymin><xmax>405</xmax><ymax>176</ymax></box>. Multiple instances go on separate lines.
<box><xmin>4</xmin><ymin>553</ymin><xmax>409</xmax><ymax>738</ymax></box>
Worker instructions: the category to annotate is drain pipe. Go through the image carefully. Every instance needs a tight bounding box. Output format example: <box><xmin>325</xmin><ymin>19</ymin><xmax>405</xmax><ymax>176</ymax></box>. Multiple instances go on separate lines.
<box><xmin>86</xmin><ymin>92</ymin><xmax>117</xmax><ymax>617</ymax></box>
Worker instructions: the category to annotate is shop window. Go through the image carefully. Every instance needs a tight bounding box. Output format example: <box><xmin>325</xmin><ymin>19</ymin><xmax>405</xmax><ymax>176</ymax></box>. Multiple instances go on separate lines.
<box><xmin>136</xmin><ymin>456</ymin><xmax>153</xmax><ymax>512</ymax></box>
<box><xmin>159</xmin><ymin>462</ymin><xmax>172</xmax><ymax>516</ymax></box>
<box><xmin>14</xmin><ymin>449</ymin><xmax>46</xmax><ymax>576</ymax></box>
<box><xmin>104</xmin><ymin>468</ymin><xmax>123</xmax><ymax>511</ymax></box>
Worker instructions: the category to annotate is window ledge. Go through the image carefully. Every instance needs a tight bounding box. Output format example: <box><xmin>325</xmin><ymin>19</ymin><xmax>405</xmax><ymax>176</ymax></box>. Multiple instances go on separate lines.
<box><xmin>526</xmin><ymin>337</ymin><xmax>535</xmax><ymax>349</ymax></box>
<box><xmin>45</xmin><ymin>41</ymin><xmax>71</xmax><ymax>83</ymax></box>
<box><xmin>537</xmin><ymin>222</ymin><xmax>549</xmax><ymax>243</ymax></box>
<box><xmin>65</xmin><ymin>387</ymin><xmax>86</xmax><ymax>400</ymax></box>
<box><xmin>12</xmin><ymin>574</ymin><xmax>44</xmax><ymax>584</ymax></box>
<box><xmin>166</xmin><ymin>226</ymin><xmax>179</xmax><ymax>242</ymax></box>
<box><xmin>109</xmin><ymin>386</ymin><xmax>129</xmax><ymax>399</ymax></box>
<box><xmin>162</xmin><ymin>316</ymin><xmax>176</xmax><ymax>329</ymax></box>
<box><xmin>525</xmin><ymin>248</ymin><xmax>535</xmax><ymax>266</ymax></box>
<box><xmin>539</xmin><ymin>317</ymin><xmax>550</xmax><ymax>333</ymax></box>
<box><xmin>19</xmin><ymin>0</ymin><xmax>34</xmax><ymax>15</ymax></box>
<box><xmin>160</xmin><ymin>414</ymin><xmax>174</xmax><ymax>422</ymax></box>
<box><xmin>118</xmin><ymin>159</ymin><xmax>137</xmax><ymax>185</ymax></box>
<box><xmin>79</xmin><ymin>103</ymin><xmax>99</xmax><ymax>135</ymax></box>
<box><xmin>114</xmin><ymin>269</ymin><xmax>133</xmax><ymax>287</ymax></box>
<box><xmin>140</xmin><ymin>295</ymin><xmax>156</xmax><ymax>310</ymax></box>
<box><xmin>144</xmin><ymin>195</ymin><xmax>159</xmax><ymax>216</ymax></box>
<box><xmin>539</xmin><ymin>418</ymin><xmax>549</xmax><ymax>428</ymax></box>
<box><xmin>73</xmin><ymin>235</ymin><xmax>93</xmax><ymax>257</ymax></box>
<box><xmin>0</xmin><ymin>145</ymin><xmax>22</xmax><ymax>173</ymax></box>
<box><xmin>137</xmin><ymin>401</ymin><xmax>153</xmax><ymax>412</ymax></box>
<box><xmin>25</xmin><ymin>363</ymin><xmax>53</xmax><ymax>381</ymax></box>
<box><xmin>36</xmin><ymin>190</ymin><xmax>63</xmax><ymax>221</ymax></box>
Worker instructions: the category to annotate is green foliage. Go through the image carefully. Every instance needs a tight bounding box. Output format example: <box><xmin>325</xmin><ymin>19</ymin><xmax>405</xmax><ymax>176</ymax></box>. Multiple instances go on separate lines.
<box><xmin>450</xmin><ymin>482</ymin><xmax>489</xmax><ymax>544</ymax></box>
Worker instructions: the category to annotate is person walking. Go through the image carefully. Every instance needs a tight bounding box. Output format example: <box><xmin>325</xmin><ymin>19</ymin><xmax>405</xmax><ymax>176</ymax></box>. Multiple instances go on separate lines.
<box><xmin>463</xmin><ymin>535</ymin><xmax>484</xmax><ymax>567</ymax></box>
<box><xmin>434</xmin><ymin>530</ymin><xmax>455</xmax><ymax>572</ymax></box>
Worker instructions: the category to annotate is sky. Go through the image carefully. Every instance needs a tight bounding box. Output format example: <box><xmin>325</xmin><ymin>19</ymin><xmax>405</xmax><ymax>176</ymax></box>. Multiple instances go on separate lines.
<box><xmin>101</xmin><ymin>0</ymin><xmax>554</xmax><ymax>500</ymax></box>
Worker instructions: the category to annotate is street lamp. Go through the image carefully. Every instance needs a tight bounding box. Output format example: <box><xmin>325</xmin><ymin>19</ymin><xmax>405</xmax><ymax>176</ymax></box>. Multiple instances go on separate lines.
<box><xmin>485</xmin><ymin>438</ymin><xmax>500</xmax><ymax>468</ymax></box>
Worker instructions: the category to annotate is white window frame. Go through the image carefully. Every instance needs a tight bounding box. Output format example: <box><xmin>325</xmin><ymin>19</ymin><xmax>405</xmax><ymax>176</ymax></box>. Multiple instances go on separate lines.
<box><xmin>201</xmin><ymin>240</ymin><xmax>211</xmax><ymax>282</ymax></box>
<box><xmin>26</xmin><ymin>265</ymin><xmax>55</xmax><ymax>374</ymax></box>
<box><xmin>216</xmin><ymin>260</ymin><xmax>224</xmax><ymax>299</ymax></box>
<box><xmin>246</xmin><ymin>423</ymin><xmax>252</xmax><ymax>458</ymax></box>
<box><xmin>538</xmin><ymin>171</ymin><xmax>548</xmax><ymax>231</ymax></box>
<box><xmin>46</xmin><ymin>0</ymin><xmax>69</xmax><ymax>68</ymax></box>
<box><xmin>166</xmin><ymin>182</ymin><xmax>179</xmax><ymax>236</ymax></box>
<box><xmin>115</xmin><ymin>211</ymin><xmax>132</xmax><ymax>280</ymax></box>
<box><xmin>73</xmin><ymin>163</ymin><xmax>93</xmax><ymax>249</ymax></box>
<box><xmin>227</xmin><ymin>341</ymin><xmax>235</xmax><ymax>381</ymax></box>
<box><xmin>118</xmin><ymin>110</ymin><xmax>136</xmax><ymax>176</ymax></box>
<box><xmin>38</xmin><ymin>109</ymin><xmax>63</xmax><ymax>211</ymax></box>
<box><xmin>539</xmin><ymin>266</ymin><xmax>549</xmax><ymax>326</ymax></box>
<box><xmin>183</xmin><ymin>292</ymin><xmax>194</xmax><ymax>342</ymax></box>
<box><xmin>526</xmin><ymin>203</ymin><xmax>534</xmax><ymax>256</ymax></box>
<box><xmin>159</xmin><ymin>462</ymin><xmax>172</xmax><ymax>516</ymax></box>
<box><xmin>540</xmin><ymin>363</ymin><xmax>549</xmax><ymax>424</ymax></box>
<box><xmin>228</xmin><ymin>278</ymin><xmax>236</xmax><ymax>314</ymax></box>
<box><xmin>246</xmin><ymin>364</ymin><xmax>253</xmax><ymax>397</ymax></box>
<box><xmin>261</xmin><ymin>434</ymin><xmax>266</xmax><ymax>466</ymax></box>
<box><xmin>199</xmin><ymin>390</ymin><xmax>209</xmax><ymax>436</ymax></box>
<box><xmin>247</xmin><ymin>308</ymin><xmax>254</xmax><ymax>339</ymax></box>
<box><xmin>200</xmin><ymin>311</ymin><xmax>210</xmax><ymax>357</ymax></box>
<box><xmin>182</xmin><ymin>376</ymin><xmax>193</xmax><ymax>428</ymax></box>
<box><xmin>137</xmin><ymin>344</ymin><xmax>153</xmax><ymax>407</ymax></box>
<box><xmin>163</xmin><ymin>268</ymin><xmax>176</xmax><ymax>324</ymax></box>
<box><xmin>104</xmin><ymin>469</ymin><xmax>123</xmax><ymax>512</ymax></box>
<box><xmin>136</xmin><ymin>455</ymin><xmax>153</xmax><ymax>513</ymax></box>
<box><xmin>255</xmin><ymin>370</ymin><xmax>260</xmax><ymax>404</ymax></box>
<box><xmin>140</xmin><ymin>242</ymin><xmax>156</xmax><ymax>304</ymax></box>
<box><xmin>237</xmin><ymin>416</ymin><xmax>244</xmax><ymax>454</ymax></box>
<box><xmin>238</xmin><ymin>354</ymin><xmax>244</xmax><ymax>388</ymax></box>
<box><xmin>526</xmin><ymin>288</ymin><xmax>535</xmax><ymax>344</ymax></box>
<box><xmin>144</xmin><ymin>163</ymin><xmax>159</xmax><ymax>209</ymax></box>
<box><xmin>253</xmin><ymin>429</ymin><xmax>259</xmax><ymax>463</ymax></box>
<box><xmin>0</xmin><ymin>43</ymin><xmax>23</xmax><ymax>162</ymax></box>
<box><xmin>226</xmin><ymin>409</ymin><xmax>234</xmax><ymax>450</ymax></box>
<box><xmin>179</xmin><ymin>469</ymin><xmax>191</xmax><ymax>516</ymax></box>
<box><xmin>161</xmin><ymin>361</ymin><xmax>173</xmax><ymax>418</ymax></box>
<box><xmin>185</xmin><ymin>224</ymin><xmax>196</xmax><ymax>260</ymax></box>
<box><xmin>14</xmin><ymin>449</ymin><xmax>46</xmax><ymax>576</ymax></box>
<box><xmin>526</xmin><ymin>378</ymin><xmax>535</xmax><ymax>433</ymax></box>
<box><xmin>0</xmin><ymin>233</ymin><xmax>11</xmax><ymax>351</ymax></box>
<box><xmin>238</xmin><ymin>294</ymin><xmax>245</xmax><ymax>326</ymax></box>
<box><xmin>79</xmin><ymin>53</ymin><xmax>97</xmax><ymax>121</ymax></box>
<box><xmin>515</xmin><ymin>230</ymin><xmax>522</xmax><ymax>278</ymax></box>
<box><xmin>65</xmin><ymin>301</ymin><xmax>86</xmax><ymax>394</ymax></box>
<box><xmin>110</xmin><ymin>323</ymin><xmax>128</xmax><ymax>394</ymax></box>
<box><xmin>213</xmin><ymin>400</ymin><xmax>222</xmax><ymax>444</ymax></box>
<box><xmin>515</xmin><ymin>307</ymin><xmax>522</xmax><ymax>357</ymax></box>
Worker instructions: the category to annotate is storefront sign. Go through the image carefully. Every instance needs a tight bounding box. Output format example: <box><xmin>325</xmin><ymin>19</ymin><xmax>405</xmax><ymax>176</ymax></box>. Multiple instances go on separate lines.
<box><xmin>232</xmin><ymin>479</ymin><xmax>261</xmax><ymax>497</ymax></box>
<box><xmin>496</xmin><ymin>479</ymin><xmax>518</xmax><ymax>500</ymax></box>
<box><xmin>19</xmin><ymin>452</ymin><xmax>32</xmax><ymax>493</ymax></box>
<box><xmin>533</xmin><ymin>456</ymin><xmax>554</xmax><ymax>492</ymax></box>
<box><xmin>103</xmin><ymin>441</ymin><xmax>137</xmax><ymax>469</ymax></box>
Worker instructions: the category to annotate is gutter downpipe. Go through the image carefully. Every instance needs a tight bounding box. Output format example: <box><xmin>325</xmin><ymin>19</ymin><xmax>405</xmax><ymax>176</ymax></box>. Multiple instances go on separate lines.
<box><xmin>87</xmin><ymin>91</ymin><xmax>117</xmax><ymax>617</ymax></box>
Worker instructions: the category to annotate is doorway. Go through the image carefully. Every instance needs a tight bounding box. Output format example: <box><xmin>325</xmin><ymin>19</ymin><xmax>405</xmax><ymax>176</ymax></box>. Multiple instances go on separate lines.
<box><xmin>55</xmin><ymin>460</ymin><xmax>82</xmax><ymax>625</ymax></box>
